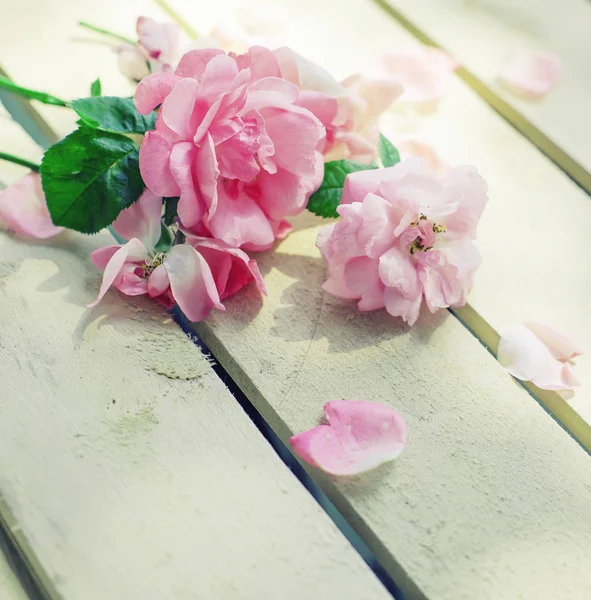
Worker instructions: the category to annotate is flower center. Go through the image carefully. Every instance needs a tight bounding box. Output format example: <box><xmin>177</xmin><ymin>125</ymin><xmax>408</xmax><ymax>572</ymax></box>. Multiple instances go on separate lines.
<box><xmin>141</xmin><ymin>252</ymin><xmax>167</xmax><ymax>277</ymax></box>
<box><xmin>408</xmin><ymin>214</ymin><xmax>446</xmax><ymax>255</ymax></box>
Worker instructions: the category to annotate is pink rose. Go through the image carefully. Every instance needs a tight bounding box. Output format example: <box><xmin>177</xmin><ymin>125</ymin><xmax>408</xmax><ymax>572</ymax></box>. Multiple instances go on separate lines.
<box><xmin>317</xmin><ymin>158</ymin><xmax>488</xmax><ymax>326</ymax></box>
<box><xmin>115</xmin><ymin>17</ymin><xmax>181</xmax><ymax>81</ymax></box>
<box><xmin>0</xmin><ymin>172</ymin><xmax>63</xmax><ymax>239</ymax></box>
<box><xmin>89</xmin><ymin>189</ymin><xmax>265</xmax><ymax>321</ymax></box>
<box><xmin>239</xmin><ymin>47</ymin><xmax>402</xmax><ymax>163</ymax></box>
<box><xmin>134</xmin><ymin>47</ymin><xmax>326</xmax><ymax>249</ymax></box>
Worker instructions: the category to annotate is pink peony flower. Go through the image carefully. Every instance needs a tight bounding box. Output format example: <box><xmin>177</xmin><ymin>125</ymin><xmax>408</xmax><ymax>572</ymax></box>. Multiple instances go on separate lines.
<box><xmin>498</xmin><ymin>49</ymin><xmax>561</xmax><ymax>100</ymax></box>
<box><xmin>375</xmin><ymin>47</ymin><xmax>457</xmax><ymax>110</ymax></box>
<box><xmin>134</xmin><ymin>47</ymin><xmax>326</xmax><ymax>249</ymax></box>
<box><xmin>89</xmin><ymin>189</ymin><xmax>265</xmax><ymax>321</ymax></box>
<box><xmin>317</xmin><ymin>158</ymin><xmax>488</xmax><ymax>326</ymax></box>
<box><xmin>115</xmin><ymin>17</ymin><xmax>181</xmax><ymax>81</ymax></box>
<box><xmin>290</xmin><ymin>400</ymin><xmax>407</xmax><ymax>476</ymax></box>
<box><xmin>0</xmin><ymin>172</ymin><xmax>63</xmax><ymax>239</ymax></box>
<box><xmin>498</xmin><ymin>322</ymin><xmax>581</xmax><ymax>399</ymax></box>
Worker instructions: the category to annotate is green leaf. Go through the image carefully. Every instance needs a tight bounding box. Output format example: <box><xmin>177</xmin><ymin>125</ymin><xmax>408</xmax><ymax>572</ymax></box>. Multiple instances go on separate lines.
<box><xmin>154</xmin><ymin>223</ymin><xmax>173</xmax><ymax>252</ymax></box>
<box><xmin>306</xmin><ymin>160</ymin><xmax>377</xmax><ymax>218</ymax></box>
<box><xmin>90</xmin><ymin>78</ymin><xmax>102</xmax><ymax>97</ymax></box>
<box><xmin>70</xmin><ymin>97</ymin><xmax>156</xmax><ymax>134</ymax></box>
<box><xmin>40</xmin><ymin>127</ymin><xmax>144</xmax><ymax>233</ymax></box>
<box><xmin>379</xmin><ymin>134</ymin><xmax>401</xmax><ymax>168</ymax></box>
<box><xmin>163</xmin><ymin>197</ymin><xmax>180</xmax><ymax>226</ymax></box>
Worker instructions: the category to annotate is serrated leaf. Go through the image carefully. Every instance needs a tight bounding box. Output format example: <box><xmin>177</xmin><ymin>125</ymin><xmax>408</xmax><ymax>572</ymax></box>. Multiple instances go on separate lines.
<box><xmin>70</xmin><ymin>97</ymin><xmax>156</xmax><ymax>134</ymax></box>
<box><xmin>41</xmin><ymin>127</ymin><xmax>144</xmax><ymax>233</ymax></box>
<box><xmin>379</xmin><ymin>134</ymin><xmax>401</xmax><ymax>168</ymax></box>
<box><xmin>307</xmin><ymin>160</ymin><xmax>377</xmax><ymax>218</ymax></box>
<box><xmin>90</xmin><ymin>78</ymin><xmax>102</xmax><ymax>97</ymax></box>
<box><xmin>154</xmin><ymin>223</ymin><xmax>173</xmax><ymax>252</ymax></box>
<box><xmin>163</xmin><ymin>196</ymin><xmax>180</xmax><ymax>226</ymax></box>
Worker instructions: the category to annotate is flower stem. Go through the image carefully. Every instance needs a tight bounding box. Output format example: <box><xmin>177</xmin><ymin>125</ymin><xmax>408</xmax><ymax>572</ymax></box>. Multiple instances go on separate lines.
<box><xmin>0</xmin><ymin>77</ymin><xmax>68</xmax><ymax>107</ymax></box>
<box><xmin>78</xmin><ymin>21</ymin><xmax>136</xmax><ymax>45</ymax></box>
<box><xmin>0</xmin><ymin>151</ymin><xmax>40</xmax><ymax>172</ymax></box>
<box><xmin>153</xmin><ymin>0</ymin><xmax>199</xmax><ymax>39</ymax></box>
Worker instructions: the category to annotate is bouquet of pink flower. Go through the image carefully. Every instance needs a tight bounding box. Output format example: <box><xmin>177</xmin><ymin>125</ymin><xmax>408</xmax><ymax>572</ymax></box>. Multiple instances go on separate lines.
<box><xmin>0</xmin><ymin>16</ymin><xmax>488</xmax><ymax>328</ymax></box>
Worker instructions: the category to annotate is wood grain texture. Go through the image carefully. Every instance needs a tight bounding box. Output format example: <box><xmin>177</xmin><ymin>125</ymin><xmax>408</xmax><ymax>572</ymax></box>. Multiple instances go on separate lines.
<box><xmin>0</xmin><ymin>115</ymin><xmax>389</xmax><ymax>600</ymax></box>
<box><xmin>196</xmin><ymin>219</ymin><xmax>591</xmax><ymax>600</ymax></box>
<box><xmin>0</xmin><ymin>551</ymin><xmax>27</xmax><ymax>600</ymax></box>
<box><xmin>0</xmin><ymin>224</ymin><xmax>390</xmax><ymax>600</ymax></box>
<box><xmin>382</xmin><ymin>0</ymin><xmax>591</xmax><ymax>180</ymax></box>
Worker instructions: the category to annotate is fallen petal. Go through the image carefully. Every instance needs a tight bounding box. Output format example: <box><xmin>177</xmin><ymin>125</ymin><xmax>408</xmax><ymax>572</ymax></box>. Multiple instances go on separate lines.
<box><xmin>0</xmin><ymin>172</ymin><xmax>63</xmax><ymax>239</ymax></box>
<box><xmin>498</xmin><ymin>49</ymin><xmax>561</xmax><ymax>99</ymax></box>
<box><xmin>524</xmin><ymin>321</ymin><xmax>582</xmax><ymax>362</ymax></box>
<box><xmin>498</xmin><ymin>324</ymin><xmax>580</xmax><ymax>395</ymax></box>
<box><xmin>290</xmin><ymin>400</ymin><xmax>406</xmax><ymax>476</ymax></box>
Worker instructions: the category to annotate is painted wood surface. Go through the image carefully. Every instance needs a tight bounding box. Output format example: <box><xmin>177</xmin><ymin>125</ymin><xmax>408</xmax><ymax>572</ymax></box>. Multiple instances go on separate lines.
<box><xmin>0</xmin><ymin>550</ymin><xmax>27</xmax><ymax>600</ymax></box>
<box><xmin>1</xmin><ymin>1</ymin><xmax>591</xmax><ymax>599</ymax></box>
<box><xmin>382</xmin><ymin>0</ymin><xmax>591</xmax><ymax>186</ymax></box>
<box><xmin>0</xmin><ymin>115</ymin><xmax>389</xmax><ymax>600</ymax></box>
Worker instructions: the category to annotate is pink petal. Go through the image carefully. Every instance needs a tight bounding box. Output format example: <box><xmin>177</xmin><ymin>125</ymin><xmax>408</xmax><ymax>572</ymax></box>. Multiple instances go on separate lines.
<box><xmin>88</xmin><ymin>238</ymin><xmax>150</xmax><ymax>307</ymax></box>
<box><xmin>498</xmin><ymin>324</ymin><xmax>579</xmax><ymax>393</ymax></box>
<box><xmin>290</xmin><ymin>400</ymin><xmax>406</xmax><ymax>476</ymax></box>
<box><xmin>164</xmin><ymin>244</ymin><xmax>224</xmax><ymax>322</ymax></box>
<box><xmin>174</xmin><ymin>48</ymin><xmax>226</xmax><ymax>79</ymax></box>
<box><xmin>398</xmin><ymin>138</ymin><xmax>449</xmax><ymax>174</ymax></box>
<box><xmin>137</xmin><ymin>17</ymin><xmax>180</xmax><ymax>65</ymax></box>
<box><xmin>257</xmin><ymin>161</ymin><xmax>322</xmax><ymax>219</ymax></box>
<box><xmin>498</xmin><ymin>50</ymin><xmax>561</xmax><ymax>99</ymax></box>
<box><xmin>112</xmin><ymin>188</ymin><xmax>162</xmax><ymax>249</ymax></box>
<box><xmin>147</xmin><ymin>263</ymin><xmax>170</xmax><ymax>297</ymax></box>
<box><xmin>169</xmin><ymin>141</ymin><xmax>205</xmax><ymax>228</ymax></box>
<box><xmin>263</xmin><ymin>111</ymin><xmax>324</xmax><ymax>177</ymax></box>
<box><xmin>344</xmin><ymin>256</ymin><xmax>385</xmax><ymax>311</ymax></box>
<box><xmin>190</xmin><ymin>236</ymin><xmax>267</xmax><ymax>298</ymax></box>
<box><xmin>206</xmin><ymin>184</ymin><xmax>274</xmax><ymax>248</ymax></box>
<box><xmin>378</xmin><ymin>47</ymin><xmax>456</xmax><ymax>106</ymax></box>
<box><xmin>139</xmin><ymin>131</ymin><xmax>180</xmax><ymax>197</ymax></box>
<box><xmin>0</xmin><ymin>172</ymin><xmax>63</xmax><ymax>239</ymax></box>
<box><xmin>161</xmin><ymin>78</ymin><xmax>200</xmax><ymax>139</ymax></box>
<box><xmin>198</xmin><ymin>54</ymin><xmax>241</xmax><ymax>105</ymax></box>
<box><xmin>524</xmin><ymin>322</ymin><xmax>582</xmax><ymax>362</ymax></box>
<box><xmin>134</xmin><ymin>72</ymin><xmax>181</xmax><ymax>114</ymax></box>
<box><xmin>195</xmin><ymin>134</ymin><xmax>220</xmax><ymax>220</ymax></box>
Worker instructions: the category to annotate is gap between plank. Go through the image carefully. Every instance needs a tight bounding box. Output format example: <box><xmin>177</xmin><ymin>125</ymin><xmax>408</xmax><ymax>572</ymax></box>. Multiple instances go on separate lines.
<box><xmin>371</xmin><ymin>0</ymin><xmax>591</xmax><ymax>197</ymax></box>
<box><xmin>0</xmin><ymin>497</ymin><xmax>60</xmax><ymax>600</ymax></box>
<box><xmin>171</xmin><ymin>307</ymin><xmax>407</xmax><ymax>600</ymax></box>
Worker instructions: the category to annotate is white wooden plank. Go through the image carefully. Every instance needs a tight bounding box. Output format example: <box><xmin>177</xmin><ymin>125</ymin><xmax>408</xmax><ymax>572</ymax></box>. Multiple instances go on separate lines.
<box><xmin>0</xmin><ymin>550</ymin><xmax>27</xmax><ymax>600</ymax></box>
<box><xmin>2</xmin><ymin>2</ymin><xmax>591</xmax><ymax>598</ymax></box>
<box><xmin>382</xmin><ymin>0</ymin><xmax>591</xmax><ymax>187</ymax></box>
<box><xmin>0</xmin><ymin>232</ymin><xmax>390</xmax><ymax>600</ymax></box>
<box><xmin>0</xmin><ymin>121</ymin><xmax>389</xmax><ymax>600</ymax></box>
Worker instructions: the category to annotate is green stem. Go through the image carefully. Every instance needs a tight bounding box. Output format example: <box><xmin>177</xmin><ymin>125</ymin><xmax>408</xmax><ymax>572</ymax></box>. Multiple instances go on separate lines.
<box><xmin>153</xmin><ymin>0</ymin><xmax>199</xmax><ymax>39</ymax></box>
<box><xmin>0</xmin><ymin>77</ymin><xmax>68</xmax><ymax>107</ymax></box>
<box><xmin>79</xmin><ymin>21</ymin><xmax>136</xmax><ymax>45</ymax></box>
<box><xmin>0</xmin><ymin>151</ymin><xmax>40</xmax><ymax>172</ymax></box>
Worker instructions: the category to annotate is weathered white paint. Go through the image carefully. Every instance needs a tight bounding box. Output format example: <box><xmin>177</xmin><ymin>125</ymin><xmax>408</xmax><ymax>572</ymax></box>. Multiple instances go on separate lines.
<box><xmin>196</xmin><ymin>220</ymin><xmax>591</xmax><ymax>600</ymax></box>
<box><xmin>0</xmin><ymin>124</ymin><xmax>390</xmax><ymax>599</ymax></box>
<box><xmin>384</xmin><ymin>0</ymin><xmax>591</xmax><ymax>177</ymax></box>
<box><xmin>0</xmin><ymin>550</ymin><xmax>27</xmax><ymax>600</ymax></box>
<box><xmin>1</xmin><ymin>1</ymin><xmax>591</xmax><ymax>599</ymax></box>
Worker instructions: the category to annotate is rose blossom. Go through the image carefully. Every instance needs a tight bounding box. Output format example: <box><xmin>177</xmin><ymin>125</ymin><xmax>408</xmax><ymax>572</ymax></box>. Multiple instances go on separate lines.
<box><xmin>317</xmin><ymin>158</ymin><xmax>488</xmax><ymax>326</ymax></box>
<box><xmin>134</xmin><ymin>47</ymin><xmax>326</xmax><ymax>249</ymax></box>
<box><xmin>89</xmin><ymin>189</ymin><xmax>265</xmax><ymax>321</ymax></box>
<box><xmin>238</xmin><ymin>47</ymin><xmax>402</xmax><ymax>163</ymax></box>
<box><xmin>115</xmin><ymin>17</ymin><xmax>181</xmax><ymax>81</ymax></box>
